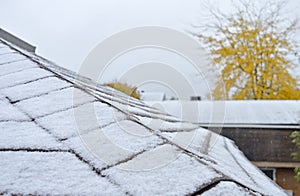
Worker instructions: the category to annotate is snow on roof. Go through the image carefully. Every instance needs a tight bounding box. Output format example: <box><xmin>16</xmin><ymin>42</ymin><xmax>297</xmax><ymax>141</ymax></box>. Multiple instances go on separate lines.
<box><xmin>140</xmin><ymin>92</ymin><xmax>166</xmax><ymax>101</ymax></box>
<box><xmin>149</xmin><ymin>100</ymin><xmax>300</xmax><ymax>128</ymax></box>
<box><xmin>0</xmin><ymin>36</ymin><xmax>287</xmax><ymax>195</ymax></box>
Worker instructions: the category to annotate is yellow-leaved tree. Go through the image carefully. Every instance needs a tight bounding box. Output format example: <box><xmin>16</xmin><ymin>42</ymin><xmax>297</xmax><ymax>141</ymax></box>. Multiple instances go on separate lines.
<box><xmin>105</xmin><ymin>81</ymin><xmax>141</xmax><ymax>99</ymax></box>
<box><xmin>197</xmin><ymin>0</ymin><xmax>300</xmax><ymax>100</ymax></box>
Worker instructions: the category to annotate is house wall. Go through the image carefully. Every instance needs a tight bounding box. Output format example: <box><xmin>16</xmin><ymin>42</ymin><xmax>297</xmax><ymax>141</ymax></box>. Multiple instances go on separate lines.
<box><xmin>213</xmin><ymin>127</ymin><xmax>299</xmax><ymax>162</ymax></box>
<box><xmin>276</xmin><ymin>168</ymin><xmax>300</xmax><ymax>196</ymax></box>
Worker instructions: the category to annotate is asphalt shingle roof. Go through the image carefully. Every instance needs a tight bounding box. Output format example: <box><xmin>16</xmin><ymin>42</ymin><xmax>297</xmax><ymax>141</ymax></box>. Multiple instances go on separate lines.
<box><xmin>0</xmin><ymin>35</ymin><xmax>287</xmax><ymax>195</ymax></box>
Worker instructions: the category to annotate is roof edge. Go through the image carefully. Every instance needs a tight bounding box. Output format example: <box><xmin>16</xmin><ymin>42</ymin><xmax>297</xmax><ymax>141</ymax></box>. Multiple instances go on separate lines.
<box><xmin>0</xmin><ymin>28</ymin><xmax>36</xmax><ymax>53</ymax></box>
<box><xmin>253</xmin><ymin>161</ymin><xmax>300</xmax><ymax>168</ymax></box>
<box><xmin>202</xmin><ymin>123</ymin><xmax>300</xmax><ymax>129</ymax></box>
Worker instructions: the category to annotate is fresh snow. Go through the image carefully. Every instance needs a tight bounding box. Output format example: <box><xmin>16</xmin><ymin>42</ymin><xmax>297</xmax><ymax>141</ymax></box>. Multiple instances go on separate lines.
<box><xmin>137</xmin><ymin>116</ymin><xmax>199</xmax><ymax>132</ymax></box>
<box><xmin>0</xmin><ymin>99</ymin><xmax>29</xmax><ymax>121</ymax></box>
<box><xmin>36</xmin><ymin>101</ymin><xmax>128</xmax><ymax>139</ymax></box>
<box><xmin>2</xmin><ymin>76</ymin><xmax>72</xmax><ymax>102</ymax></box>
<box><xmin>63</xmin><ymin>136</ymin><xmax>109</xmax><ymax>170</ymax></box>
<box><xmin>15</xmin><ymin>87</ymin><xmax>95</xmax><ymax>118</ymax></box>
<box><xmin>0</xmin><ymin>121</ymin><xmax>64</xmax><ymax>149</ymax></box>
<box><xmin>0</xmin><ymin>151</ymin><xmax>123</xmax><ymax>195</ymax></box>
<box><xmin>96</xmin><ymin>120</ymin><xmax>163</xmax><ymax>152</ymax></box>
<box><xmin>152</xmin><ymin>100</ymin><xmax>300</xmax><ymax>125</ymax></box>
<box><xmin>201</xmin><ymin>181</ymin><xmax>256</xmax><ymax>196</ymax></box>
<box><xmin>66</xmin><ymin>120</ymin><xmax>163</xmax><ymax>166</ymax></box>
<box><xmin>0</xmin><ymin>39</ymin><xmax>288</xmax><ymax>195</ymax></box>
<box><xmin>0</xmin><ymin>59</ymin><xmax>37</xmax><ymax>77</ymax></box>
<box><xmin>103</xmin><ymin>144</ymin><xmax>221</xmax><ymax>195</ymax></box>
<box><xmin>0</xmin><ymin>68</ymin><xmax>53</xmax><ymax>89</ymax></box>
<box><xmin>160</xmin><ymin>127</ymin><xmax>286</xmax><ymax>195</ymax></box>
<box><xmin>111</xmin><ymin>101</ymin><xmax>180</xmax><ymax>122</ymax></box>
<box><xmin>0</xmin><ymin>52</ymin><xmax>27</xmax><ymax>64</ymax></box>
<box><xmin>2</xmin><ymin>77</ymin><xmax>71</xmax><ymax>101</ymax></box>
<box><xmin>0</xmin><ymin>45</ymin><xmax>11</xmax><ymax>53</ymax></box>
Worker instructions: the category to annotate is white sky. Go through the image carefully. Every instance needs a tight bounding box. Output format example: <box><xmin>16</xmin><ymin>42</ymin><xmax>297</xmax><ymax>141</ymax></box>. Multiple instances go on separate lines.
<box><xmin>1</xmin><ymin>0</ymin><xmax>202</xmax><ymax>71</ymax></box>
<box><xmin>1</xmin><ymin>0</ymin><xmax>300</xmax><ymax>98</ymax></box>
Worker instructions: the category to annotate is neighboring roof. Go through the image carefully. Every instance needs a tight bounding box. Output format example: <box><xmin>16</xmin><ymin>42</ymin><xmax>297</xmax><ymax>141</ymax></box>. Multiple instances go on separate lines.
<box><xmin>140</xmin><ymin>92</ymin><xmax>166</xmax><ymax>101</ymax></box>
<box><xmin>152</xmin><ymin>100</ymin><xmax>300</xmax><ymax>128</ymax></box>
<box><xmin>0</xmin><ymin>33</ymin><xmax>287</xmax><ymax>195</ymax></box>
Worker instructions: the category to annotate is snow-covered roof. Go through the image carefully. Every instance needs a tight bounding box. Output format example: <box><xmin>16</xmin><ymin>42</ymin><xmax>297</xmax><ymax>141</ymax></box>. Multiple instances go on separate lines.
<box><xmin>140</xmin><ymin>91</ymin><xmax>166</xmax><ymax>101</ymax></box>
<box><xmin>150</xmin><ymin>101</ymin><xmax>300</xmax><ymax>128</ymax></box>
<box><xmin>0</xmin><ymin>34</ymin><xmax>287</xmax><ymax>195</ymax></box>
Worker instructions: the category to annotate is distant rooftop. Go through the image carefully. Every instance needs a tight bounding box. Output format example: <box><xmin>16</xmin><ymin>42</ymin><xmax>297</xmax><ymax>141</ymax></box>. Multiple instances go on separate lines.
<box><xmin>140</xmin><ymin>91</ymin><xmax>166</xmax><ymax>101</ymax></box>
<box><xmin>151</xmin><ymin>100</ymin><xmax>300</xmax><ymax>128</ymax></box>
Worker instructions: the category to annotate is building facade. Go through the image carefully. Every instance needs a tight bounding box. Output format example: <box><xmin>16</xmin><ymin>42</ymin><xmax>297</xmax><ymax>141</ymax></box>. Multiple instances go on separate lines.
<box><xmin>218</xmin><ymin>126</ymin><xmax>300</xmax><ymax>196</ymax></box>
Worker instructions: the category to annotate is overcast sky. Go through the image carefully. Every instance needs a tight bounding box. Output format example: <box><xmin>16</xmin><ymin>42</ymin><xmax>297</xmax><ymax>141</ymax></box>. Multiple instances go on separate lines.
<box><xmin>1</xmin><ymin>0</ymin><xmax>300</xmax><ymax>98</ymax></box>
<box><xmin>1</xmin><ymin>0</ymin><xmax>202</xmax><ymax>71</ymax></box>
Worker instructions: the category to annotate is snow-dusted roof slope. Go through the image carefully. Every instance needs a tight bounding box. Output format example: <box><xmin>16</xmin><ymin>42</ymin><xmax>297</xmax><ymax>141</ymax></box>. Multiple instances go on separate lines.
<box><xmin>151</xmin><ymin>101</ymin><xmax>300</xmax><ymax>128</ymax></box>
<box><xmin>0</xmin><ymin>36</ymin><xmax>287</xmax><ymax>195</ymax></box>
<box><xmin>140</xmin><ymin>92</ymin><xmax>166</xmax><ymax>101</ymax></box>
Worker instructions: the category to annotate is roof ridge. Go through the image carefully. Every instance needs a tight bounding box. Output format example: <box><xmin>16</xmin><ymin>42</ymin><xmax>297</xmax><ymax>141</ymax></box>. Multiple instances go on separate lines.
<box><xmin>0</xmin><ymin>29</ymin><xmax>36</xmax><ymax>53</ymax></box>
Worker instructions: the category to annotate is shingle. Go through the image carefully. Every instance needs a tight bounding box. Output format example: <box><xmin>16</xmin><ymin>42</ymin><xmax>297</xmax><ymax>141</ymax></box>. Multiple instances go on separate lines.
<box><xmin>0</xmin><ymin>43</ymin><xmax>16</xmax><ymax>54</ymax></box>
<box><xmin>15</xmin><ymin>87</ymin><xmax>95</xmax><ymax>118</ymax></box>
<box><xmin>0</xmin><ymin>121</ymin><xmax>64</xmax><ymax>149</ymax></box>
<box><xmin>0</xmin><ymin>52</ymin><xmax>26</xmax><ymax>65</ymax></box>
<box><xmin>0</xmin><ymin>99</ymin><xmax>29</xmax><ymax>121</ymax></box>
<box><xmin>0</xmin><ymin>68</ymin><xmax>53</xmax><ymax>89</ymax></box>
<box><xmin>0</xmin><ymin>151</ymin><xmax>123</xmax><ymax>195</ymax></box>
<box><xmin>0</xmin><ymin>44</ymin><xmax>11</xmax><ymax>53</ymax></box>
<box><xmin>0</xmin><ymin>92</ymin><xmax>5</xmax><ymax>100</ymax></box>
<box><xmin>201</xmin><ymin>181</ymin><xmax>254</xmax><ymax>196</ymax></box>
<box><xmin>2</xmin><ymin>76</ymin><xmax>72</xmax><ymax>102</ymax></box>
<box><xmin>163</xmin><ymin>127</ymin><xmax>285</xmax><ymax>195</ymax></box>
<box><xmin>0</xmin><ymin>59</ymin><xmax>37</xmax><ymax>77</ymax></box>
<box><xmin>98</xmin><ymin>120</ymin><xmax>163</xmax><ymax>152</ymax></box>
<box><xmin>36</xmin><ymin>101</ymin><xmax>127</xmax><ymax>139</ymax></box>
<box><xmin>222</xmin><ymin>138</ymin><xmax>284</xmax><ymax>195</ymax></box>
<box><xmin>66</xmin><ymin>120</ymin><xmax>163</xmax><ymax>167</ymax></box>
<box><xmin>103</xmin><ymin>144</ymin><xmax>221</xmax><ymax>195</ymax></box>
<box><xmin>63</xmin><ymin>136</ymin><xmax>109</xmax><ymax>170</ymax></box>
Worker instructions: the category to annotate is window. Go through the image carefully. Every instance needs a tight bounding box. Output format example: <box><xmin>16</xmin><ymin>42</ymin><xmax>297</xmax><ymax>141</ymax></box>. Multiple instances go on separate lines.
<box><xmin>260</xmin><ymin>168</ymin><xmax>276</xmax><ymax>181</ymax></box>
